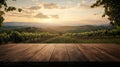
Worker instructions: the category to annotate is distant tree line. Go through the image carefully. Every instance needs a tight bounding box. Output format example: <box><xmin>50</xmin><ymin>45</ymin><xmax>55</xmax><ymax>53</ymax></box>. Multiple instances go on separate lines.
<box><xmin>0</xmin><ymin>31</ymin><xmax>59</xmax><ymax>44</ymax></box>
<box><xmin>0</xmin><ymin>29</ymin><xmax>120</xmax><ymax>44</ymax></box>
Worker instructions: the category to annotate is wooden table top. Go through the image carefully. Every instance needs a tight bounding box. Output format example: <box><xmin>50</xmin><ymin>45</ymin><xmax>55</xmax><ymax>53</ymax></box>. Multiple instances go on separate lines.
<box><xmin>0</xmin><ymin>43</ymin><xmax>120</xmax><ymax>62</ymax></box>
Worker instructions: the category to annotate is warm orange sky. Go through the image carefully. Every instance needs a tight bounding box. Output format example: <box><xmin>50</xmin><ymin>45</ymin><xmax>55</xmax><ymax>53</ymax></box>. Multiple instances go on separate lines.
<box><xmin>4</xmin><ymin>0</ymin><xmax>109</xmax><ymax>26</ymax></box>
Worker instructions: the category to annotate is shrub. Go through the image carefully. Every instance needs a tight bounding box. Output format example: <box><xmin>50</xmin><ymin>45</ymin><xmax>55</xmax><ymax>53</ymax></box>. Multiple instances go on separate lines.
<box><xmin>10</xmin><ymin>31</ymin><xmax>23</xmax><ymax>43</ymax></box>
<box><xmin>0</xmin><ymin>33</ymin><xmax>9</xmax><ymax>44</ymax></box>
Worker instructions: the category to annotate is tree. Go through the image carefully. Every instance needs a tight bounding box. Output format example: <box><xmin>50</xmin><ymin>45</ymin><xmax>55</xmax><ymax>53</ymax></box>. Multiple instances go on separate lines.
<box><xmin>0</xmin><ymin>0</ymin><xmax>22</xmax><ymax>27</ymax></box>
<box><xmin>91</xmin><ymin>0</ymin><xmax>120</xmax><ymax>27</ymax></box>
<box><xmin>10</xmin><ymin>31</ymin><xmax>23</xmax><ymax>43</ymax></box>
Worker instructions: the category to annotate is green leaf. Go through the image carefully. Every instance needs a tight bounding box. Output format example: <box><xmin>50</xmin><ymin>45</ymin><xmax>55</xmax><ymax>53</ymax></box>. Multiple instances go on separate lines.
<box><xmin>0</xmin><ymin>17</ymin><xmax>4</xmax><ymax>25</ymax></box>
<box><xmin>0</xmin><ymin>11</ymin><xmax>5</xmax><ymax>16</ymax></box>
<box><xmin>18</xmin><ymin>8</ymin><xmax>22</xmax><ymax>12</ymax></box>
<box><xmin>0</xmin><ymin>3</ymin><xmax>2</xmax><ymax>8</ymax></box>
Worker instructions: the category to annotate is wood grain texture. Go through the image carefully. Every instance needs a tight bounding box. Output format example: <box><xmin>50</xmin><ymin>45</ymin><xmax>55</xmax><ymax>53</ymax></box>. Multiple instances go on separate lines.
<box><xmin>50</xmin><ymin>44</ymin><xmax>69</xmax><ymax>62</ymax></box>
<box><xmin>0</xmin><ymin>43</ymin><xmax>120</xmax><ymax>62</ymax></box>
<box><xmin>90</xmin><ymin>44</ymin><xmax>120</xmax><ymax>59</ymax></box>
<box><xmin>29</xmin><ymin>44</ymin><xmax>55</xmax><ymax>62</ymax></box>
<box><xmin>77</xmin><ymin>44</ymin><xmax>120</xmax><ymax>61</ymax></box>
<box><xmin>65</xmin><ymin>44</ymin><xmax>88</xmax><ymax>61</ymax></box>
<box><xmin>0</xmin><ymin>44</ymin><xmax>35</xmax><ymax>61</ymax></box>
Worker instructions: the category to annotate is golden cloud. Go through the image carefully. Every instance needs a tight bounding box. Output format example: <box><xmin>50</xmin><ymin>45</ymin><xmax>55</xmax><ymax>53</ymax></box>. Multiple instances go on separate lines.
<box><xmin>50</xmin><ymin>15</ymin><xmax>59</xmax><ymax>19</ymax></box>
<box><xmin>34</xmin><ymin>13</ymin><xmax>49</xmax><ymax>18</ymax></box>
<box><xmin>28</xmin><ymin>6</ymin><xmax>42</xmax><ymax>10</ymax></box>
<box><xmin>27</xmin><ymin>2</ymin><xmax>69</xmax><ymax>10</ymax></box>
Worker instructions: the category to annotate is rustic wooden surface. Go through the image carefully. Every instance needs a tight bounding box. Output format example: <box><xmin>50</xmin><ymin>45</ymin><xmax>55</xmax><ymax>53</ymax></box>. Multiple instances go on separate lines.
<box><xmin>0</xmin><ymin>43</ymin><xmax>120</xmax><ymax>62</ymax></box>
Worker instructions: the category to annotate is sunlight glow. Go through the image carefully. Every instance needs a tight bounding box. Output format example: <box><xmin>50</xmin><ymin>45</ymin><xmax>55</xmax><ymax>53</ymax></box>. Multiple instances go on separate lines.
<box><xmin>42</xmin><ymin>18</ymin><xmax>53</xmax><ymax>23</ymax></box>
<box><xmin>4</xmin><ymin>0</ymin><xmax>109</xmax><ymax>26</ymax></box>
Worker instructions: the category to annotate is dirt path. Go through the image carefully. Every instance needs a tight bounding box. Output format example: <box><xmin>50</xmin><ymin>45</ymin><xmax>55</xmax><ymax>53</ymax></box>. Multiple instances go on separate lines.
<box><xmin>0</xmin><ymin>43</ymin><xmax>120</xmax><ymax>62</ymax></box>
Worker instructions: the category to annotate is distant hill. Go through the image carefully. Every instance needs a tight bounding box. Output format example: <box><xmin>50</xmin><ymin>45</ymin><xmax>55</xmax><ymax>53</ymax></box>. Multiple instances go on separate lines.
<box><xmin>0</xmin><ymin>24</ymin><xmax>114</xmax><ymax>33</ymax></box>
<box><xmin>3</xmin><ymin>22</ymin><xmax>47</xmax><ymax>28</ymax></box>
<box><xmin>42</xmin><ymin>25</ymin><xmax>114</xmax><ymax>33</ymax></box>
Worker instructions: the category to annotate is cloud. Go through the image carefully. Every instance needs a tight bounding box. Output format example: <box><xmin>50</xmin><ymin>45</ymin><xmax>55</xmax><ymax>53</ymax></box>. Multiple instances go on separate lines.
<box><xmin>41</xmin><ymin>2</ymin><xmax>69</xmax><ymax>9</ymax></box>
<box><xmin>8</xmin><ymin>14</ymin><xmax>32</xmax><ymax>18</ymax></box>
<box><xmin>7</xmin><ymin>11</ymin><xmax>33</xmax><ymax>18</ymax></box>
<box><xmin>27</xmin><ymin>2</ymin><xmax>69</xmax><ymax>10</ymax></box>
<box><xmin>77</xmin><ymin>3</ymin><xmax>91</xmax><ymax>9</ymax></box>
<box><xmin>7</xmin><ymin>11</ymin><xmax>59</xmax><ymax>19</ymax></box>
<box><xmin>50</xmin><ymin>15</ymin><xmax>59</xmax><ymax>19</ymax></box>
<box><xmin>34</xmin><ymin>13</ymin><xmax>49</xmax><ymax>19</ymax></box>
<box><xmin>22</xmin><ymin>8</ymin><xmax>35</xmax><ymax>14</ymax></box>
<box><xmin>28</xmin><ymin>6</ymin><xmax>42</xmax><ymax>10</ymax></box>
<box><xmin>34</xmin><ymin>13</ymin><xmax>59</xmax><ymax>19</ymax></box>
<box><xmin>31</xmin><ymin>0</ymin><xmax>38</xmax><ymax>2</ymax></box>
<box><xmin>42</xmin><ymin>3</ymin><xmax>59</xmax><ymax>9</ymax></box>
<box><xmin>80</xmin><ymin>4</ymin><xmax>90</xmax><ymax>8</ymax></box>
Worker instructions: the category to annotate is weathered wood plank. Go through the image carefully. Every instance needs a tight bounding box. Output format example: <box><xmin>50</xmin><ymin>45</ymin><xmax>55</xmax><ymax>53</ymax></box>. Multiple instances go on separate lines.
<box><xmin>0</xmin><ymin>44</ymin><xmax>21</xmax><ymax>54</ymax></box>
<box><xmin>0</xmin><ymin>44</ymin><xmax>17</xmax><ymax>49</ymax></box>
<box><xmin>29</xmin><ymin>44</ymin><xmax>55</xmax><ymax>62</ymax></box>
<box><xmin>77</xmin><ymin>44</ymin><xmax>120</xmax><ymax>61</ymax></box>
<box><xmin>90</xmin><ymin>44</ymin><xmax>120</xmax><ymax>59</ymax></box>
<box><xmin>65</xmin><ymin>44</ymin><xmax>88</xmax><ymax>61</ymax></box>
<box><xmin>50</xmin><ymin>44</ymin><xmax>69</xmax><ymax>62</ymax></box>
<box><xmin>3</xmin><ymin>44</ymin><xmax>47</xmax><ymax>62</ymax></box>
<box><xmin>0</xmin><ymin>44</ymin><xmax>35</xmax><ymax>61</ymax></box>
<box><xmin>0</xmin><ymin>44</ymin><xmax>30</xmax><ymax>56</ymax></box>
<box><xmin>13</xmin><ymin>44</ymin><xmax>47</xmax><ymax>61</ymax></box>
<box><xmin>0</xmin><ymin>44</ymin><xmax>120</xmax><ymax>62</ymax></box>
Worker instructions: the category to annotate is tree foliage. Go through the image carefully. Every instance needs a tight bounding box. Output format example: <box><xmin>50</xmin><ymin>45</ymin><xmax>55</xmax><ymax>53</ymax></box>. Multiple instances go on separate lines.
<box><xmin>0</xmin><ymin>0</ymin><xmax>22</xmax><ymax>27</ymax></box>
<box><xmin>91</xmin><ymin>0</ymin><xmax>120</xmax><ymax>26</ymax></box>
<box><xmin>0</xmin><ymin>29</ymin><xmax>120</xmax><ymax>44</ymax></box>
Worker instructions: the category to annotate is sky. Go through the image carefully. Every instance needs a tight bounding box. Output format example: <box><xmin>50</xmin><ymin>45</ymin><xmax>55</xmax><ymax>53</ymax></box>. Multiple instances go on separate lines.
<box><xmin>4</xmin><ymin>0</ymin><xmax>110</xmax><ymax>26</ymax></box>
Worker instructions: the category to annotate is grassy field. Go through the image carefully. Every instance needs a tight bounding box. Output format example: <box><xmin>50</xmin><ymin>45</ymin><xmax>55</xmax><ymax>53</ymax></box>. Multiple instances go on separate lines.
<box><xmin>43</xmin><ymin>36</ymin><xmax>120</xmax><ymax>43</ymax></box>
<box><xmin>0</xmin><ymin>25</ymin><xmax>120</xmax><ymax>44</ymax></box>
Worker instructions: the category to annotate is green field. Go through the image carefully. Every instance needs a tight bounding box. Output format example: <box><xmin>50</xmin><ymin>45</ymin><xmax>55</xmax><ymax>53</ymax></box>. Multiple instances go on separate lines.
<box><xmin>0</xmin><ymin>25</ymin><xmax>120</xmax><ymax>44</ymax></box>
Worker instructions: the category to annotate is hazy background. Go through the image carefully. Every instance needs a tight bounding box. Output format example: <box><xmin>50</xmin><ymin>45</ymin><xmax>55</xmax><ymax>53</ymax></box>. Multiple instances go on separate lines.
<box><xmin>4</xmin><ymin>0</ymin><xmax>109</xmax><ymax>26</ymax></box>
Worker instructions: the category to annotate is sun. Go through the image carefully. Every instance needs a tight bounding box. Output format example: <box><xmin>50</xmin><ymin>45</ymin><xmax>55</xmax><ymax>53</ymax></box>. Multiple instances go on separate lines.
<box><xmin>43</xmin><ymin>18</ymin><xmax>53</xmax><ymax>23</ymax></box>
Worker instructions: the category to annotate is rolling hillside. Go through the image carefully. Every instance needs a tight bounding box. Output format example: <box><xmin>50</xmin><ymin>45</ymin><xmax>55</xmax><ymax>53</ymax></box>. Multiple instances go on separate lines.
<box><xmin>0</xmin><ymin>25</ymin><xmax>114</xmax><ymax>33</ymax></box>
